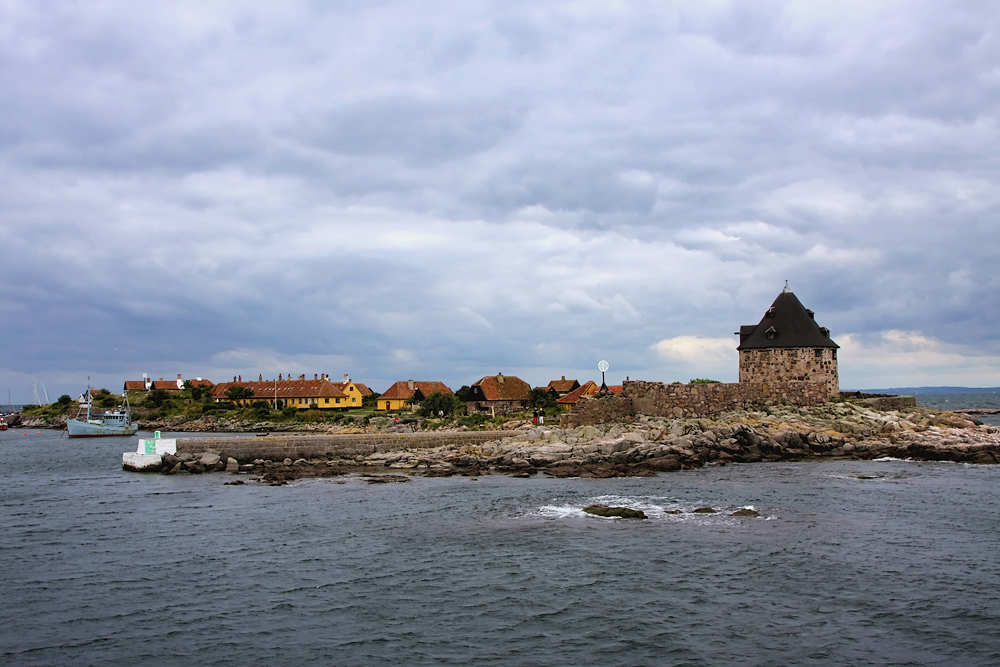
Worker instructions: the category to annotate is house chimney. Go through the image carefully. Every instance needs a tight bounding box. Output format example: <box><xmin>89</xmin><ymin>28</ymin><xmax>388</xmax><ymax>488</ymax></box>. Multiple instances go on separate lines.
<box><xmin>407</xmin><ymin>380</ymin><xmax>414</xmax><ymax>390</ymax></box>
<box><xmin>279</xmin><ymin>374</ymin><xmax>282</xmax><ymax>381</ymax></box>
<box><xmin>314</xmin><ymin>373</ymin><xmax>318</xmax><ymax>380</ymax></box>
<box><xmin>238</xmin><ymin>375</ymin><xmax>241</xmax><ymax>382</ymax></box>
<box><xmin>259</xmin><ymin>374</ymin><xmax>263</xmax><ymax>381</ymax></box>
<box><xmin>299</xmin><ymin>374</ymin><xmax>305</xmax><ymax>380</ymax></box>
<box><xmin>177</xmin><ymin>374</ymin><xmax>182</xmax><ymax>380</ymax></box>
<box><xmin>497</xmin><ymin>373</ymin><xmax>504</xmax><ymax>383</ymax></box>
<box><xmin>234</xmin><ymin>376</ymin><xmax>237</xmax><ymax>382</ymax></box>
<box><xmin>159</xmin><ymin>378</ymin><xmax>163</xmax><ymax>381</ymax></box>
<box><xmin>561</xmin><ymin>375</ymin><xmax>565</xmax><ymax>381</ymax></box>
<box><xmin>344</xmin><ymin>374</ymin><xmax>349</xmax><ymax>383</ymax></box>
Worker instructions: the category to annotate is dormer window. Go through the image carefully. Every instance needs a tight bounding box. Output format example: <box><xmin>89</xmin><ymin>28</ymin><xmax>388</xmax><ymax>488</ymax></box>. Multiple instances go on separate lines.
<box><xmin>765</xmin><ymin>307</ymin><xmax>775</xmax><ymax>318</ymax></box>
<box><xmin>765</xmin><ymin>326</ymin><xmax>778</xmax><ymax>339</ymax></box>
<box><xmin>820</xmin><ymin>327</ymin><xmax>830</xmax><ymax>338</ymax></box>
<box><xmin>806</xmin><ymin>309</ymin><xmax>815</xmax><ymax>319</ymax></box>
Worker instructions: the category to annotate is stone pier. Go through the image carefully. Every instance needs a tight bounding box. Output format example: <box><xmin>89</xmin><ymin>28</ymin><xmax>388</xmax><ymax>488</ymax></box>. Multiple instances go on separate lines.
<box><xmin>177</xmin><ymin>431</ymin><xmax>505</xmax><ymax>462</ymax></box>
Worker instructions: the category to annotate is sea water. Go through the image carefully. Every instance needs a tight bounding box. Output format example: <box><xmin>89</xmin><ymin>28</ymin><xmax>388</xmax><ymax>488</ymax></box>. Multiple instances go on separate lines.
<box><xmin>1</xmin><ymin>430</ymin><xmax>999</xmax><ymax>666</ymax></box>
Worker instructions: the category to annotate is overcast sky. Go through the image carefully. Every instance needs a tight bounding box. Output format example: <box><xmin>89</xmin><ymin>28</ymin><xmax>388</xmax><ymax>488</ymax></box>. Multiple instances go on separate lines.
<box><xmin>2</xmin><ymin>0</ymin><xmax>999</xmax><ymax>402</ymax></box>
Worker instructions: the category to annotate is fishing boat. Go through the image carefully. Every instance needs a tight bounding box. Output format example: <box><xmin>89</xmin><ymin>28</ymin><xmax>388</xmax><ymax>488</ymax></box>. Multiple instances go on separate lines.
<box><xmin>66</xmin><ymin>386</ymin><xmax>138</xmax><ymax>438</ymax></box>
<box><xmin>0</xmin><ymin>415</ymin><xmax>7</xmax><ymax>431</ymax></box>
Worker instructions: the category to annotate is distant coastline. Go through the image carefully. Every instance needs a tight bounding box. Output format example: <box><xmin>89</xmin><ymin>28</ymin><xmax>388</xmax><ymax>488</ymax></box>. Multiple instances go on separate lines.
<box><xmin>860</xmin><ymin>387</ymin><xmax>1000</xmax><ymax>394</ymax></box>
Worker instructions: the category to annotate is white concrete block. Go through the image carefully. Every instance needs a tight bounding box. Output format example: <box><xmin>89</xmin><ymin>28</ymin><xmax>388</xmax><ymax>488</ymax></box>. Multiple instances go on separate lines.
<box><xmin>123</xmin><ymin>452</ymin><xmax>163</xmax><ymax>472</ymax></box>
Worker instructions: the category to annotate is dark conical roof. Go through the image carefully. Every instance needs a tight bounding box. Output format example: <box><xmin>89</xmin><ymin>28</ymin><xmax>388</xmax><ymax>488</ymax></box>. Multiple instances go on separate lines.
<box><xmin>737</xmin><ymin>290</ymin><xmax>838</xmax><ymax>350</ymax></box>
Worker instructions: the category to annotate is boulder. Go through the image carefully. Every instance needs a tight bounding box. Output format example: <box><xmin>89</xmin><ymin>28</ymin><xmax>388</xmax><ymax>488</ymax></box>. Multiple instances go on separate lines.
<box><xmin>642</xmin><ymin>455</ymin><xmax>681</xmax><ymax>472</ymax></box>
<box><xmin>693</xmin><ymin>507</ymin><xmax>716</xmax><ymax>513</ymax></box>
<box><xmin>732</xmin><ymin>508</ymin><xmax>760</xmax><ymax>517</ymax></box>
<box><xmin>582</xmin><ymin>504</ymin><xmax>647</xmax><ymax>519</ymax></box>
<box><xmin>225</xmin><ymin>457</ymin><xmax>239</xmax><ymax>472</ymax></box>
<box><xmin>199</xmin><ymin>453</ymin><xmax>221</xmax><ymax>466</ymax></box>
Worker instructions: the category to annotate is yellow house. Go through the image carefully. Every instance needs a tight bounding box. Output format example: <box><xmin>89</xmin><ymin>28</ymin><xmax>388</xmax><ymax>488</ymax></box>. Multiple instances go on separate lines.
<box><xmin>377</xmin><ymin>380</ymin><xmax>453</xmax><ymax>411</ymax></box>
<box><xmin>330</xmin><ymin>374</ymin><xmax>374</xmax><ymax>409</ymax></box>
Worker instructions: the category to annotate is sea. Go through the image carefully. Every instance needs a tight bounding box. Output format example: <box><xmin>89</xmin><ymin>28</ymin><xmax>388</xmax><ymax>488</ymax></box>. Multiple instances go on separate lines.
<box><xmin>2</xmin><ymin>397</ymin><xmax>1000</xmax><ymax>666</ymax></box>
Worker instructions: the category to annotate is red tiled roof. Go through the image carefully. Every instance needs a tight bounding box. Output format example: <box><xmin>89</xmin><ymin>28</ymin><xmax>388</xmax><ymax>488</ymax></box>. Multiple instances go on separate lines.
<box><xmin>210</xmin><ymin>379</ymin><xmax>348</xmax><ymax>400</ymax></box>
<box><xmin>547</xmin><ymin>378</ymin><xmax>580</xmax><ymax>394</ymax></box>
<box><xmin>471</xmin><ymin>375</ymin><xmax>532</xmax><ymax>402</ymax></box>
<box><xmin>379</xmin><ymin>381</ymin><xmax>453</xmax><ymax>401</ymax></box>
<box><xmin>187</xmin><ymin>379</ymin><xmax>214</xmax><ymax>388</ymax></box>
<box><xmin>557</xmin><ymin>381</ymin><xmax>598</xmax><ymax>405</ymax></box>
<box><xmin>330</xmin><ymin>381</ymin><xmax>375</xmax><ymax>397</ymax></box>
<box><xmin>558</xmin><ymin>381</ymin><xmax>623</xmax><ymax>405</ymax></box>
<box><xmin>123</xmin><ymin>381</ymin><xmax>147</xmax><ymax>391</ymax></box>
<box><xmin>151</xmin><ymin>380</ymin><xmax>181</xmax><ymax>391</ymax></box>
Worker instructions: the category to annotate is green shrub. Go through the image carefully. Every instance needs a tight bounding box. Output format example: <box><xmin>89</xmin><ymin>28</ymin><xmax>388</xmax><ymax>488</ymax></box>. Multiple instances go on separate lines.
<box><xmin>688</xmin><ymin>378</ymin><xmax>721</xmax><ymax>385</ymax></box>
<box><xmin>58</xmin><ymin>395</ymin><xmax>72</xmax><ymax>405</ymax></box>
<box><xmin>417</xmin><ymin>392</ymin><xmax>460</xmax><ymax>417</ymax></box>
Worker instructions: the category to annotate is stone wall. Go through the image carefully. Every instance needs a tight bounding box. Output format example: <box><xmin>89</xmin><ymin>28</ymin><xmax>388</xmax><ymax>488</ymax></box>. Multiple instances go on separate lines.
<box><xmin>739</xmin><ymin>347</ymin><xmax>839</xmax><ymax>393</ymax></box>
<box><xmin>560</xmin><ymin>380</ymin><xmax>831</xmax><ymax>428</ymax></box>
<box><xmin>466</xmin><ymin>400</ymin><xmax>530</xmax><ymax>416</ymax></box>
<box><xmin>177</xmin><ymin>431</ymin><xmax>504</xmax><ymax>462</ymax></box>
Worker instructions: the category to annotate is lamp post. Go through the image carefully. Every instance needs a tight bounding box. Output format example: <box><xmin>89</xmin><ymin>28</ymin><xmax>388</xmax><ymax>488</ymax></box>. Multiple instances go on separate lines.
<box><xmin>598</xmin><ymin>360</ymin><xmax>609</xmax><ymax>393</ymax></box>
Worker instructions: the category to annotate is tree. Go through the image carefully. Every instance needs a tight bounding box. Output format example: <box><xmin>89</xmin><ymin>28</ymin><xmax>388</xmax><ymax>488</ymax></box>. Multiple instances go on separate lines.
<box><xmin>225</xmin><ymin>385</ymin><xmax>254</xmax><ymax>402</ymax></box>
<box><xmin>418</xmin><ymin>392</ymin><xmax>459</xmax><ymax>417</ymax></box>
<box><xmin>58</xmin><ymin>394</ymin><xmax>72</xmax><ymax>405</ymax></box>
<box><xmin>148</xmin><ymin>389</ymin><xmax>169</xmax><ymax>407</ymax></box>
<box><xmin>455</xmin><ymin>385</ymin><xmax>473</xmax><ymax>402</ymax></box>
<box><xmin>362</xmin><ymin>391</ymin><xmax>381</xmax><ymax>409</ymax></box>
<box><xmin>530</xmin><ymin>387</ymin><xmax>557</xmax><ymax>409</ymax></box>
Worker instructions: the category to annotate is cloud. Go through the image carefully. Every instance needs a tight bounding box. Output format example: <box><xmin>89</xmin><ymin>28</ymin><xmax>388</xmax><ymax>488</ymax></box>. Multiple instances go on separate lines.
<box><xmin>1</xmin><ymin>1</ymin><xmax>999</xmax><ymax>398</ymax></box>
<box><xmin>650</xmin><ymin>336</ymin><xmax>738</xmax><ymax>382</ymax></box>
<box><xmin>838</xmin><ymin>331</ymin><xmax>1000</xmax><ymax>388</ymax></box>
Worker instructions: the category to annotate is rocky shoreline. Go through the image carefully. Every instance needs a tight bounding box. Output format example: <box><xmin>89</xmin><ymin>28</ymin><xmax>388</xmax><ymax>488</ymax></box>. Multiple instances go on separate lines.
<box><xmin>128</xmin><ymin>402</ymin><xmax>1000</xmax><ymax>483</ymax></box>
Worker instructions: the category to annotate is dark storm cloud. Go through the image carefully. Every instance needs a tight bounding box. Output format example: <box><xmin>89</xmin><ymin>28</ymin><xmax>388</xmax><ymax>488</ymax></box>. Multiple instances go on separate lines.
<box><xmin>1</xmin><ymin>0</ymin><xmax>999</xmax><ymax>399</ymax></box>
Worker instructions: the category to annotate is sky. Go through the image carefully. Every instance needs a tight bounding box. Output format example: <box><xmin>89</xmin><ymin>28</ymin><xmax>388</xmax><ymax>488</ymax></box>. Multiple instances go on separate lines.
<box><xmin>2</xmin><ymin>0</ymin><xmax>999</xmax><ymax>403</ymax></box>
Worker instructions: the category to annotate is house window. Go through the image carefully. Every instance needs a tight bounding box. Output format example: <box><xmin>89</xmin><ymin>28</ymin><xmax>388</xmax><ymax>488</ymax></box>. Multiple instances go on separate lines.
<box><xmin>325</xmin><ymin>398</ymin><xmax>330</xmax><ymax>404</ymax></box>
<box><xmin>352</xmin><ymin>398</ymin><xmax>356</xmax><ymax>403</ymax></box>
<box><xmin>815</xmin><ymin>349</ymin><xmax>823</xmax><ymax>359</ymax></box>
<box><xmin>335</xmin><ymin>398</ymin><xmax>340</xmax><ymax>403</ymax></box>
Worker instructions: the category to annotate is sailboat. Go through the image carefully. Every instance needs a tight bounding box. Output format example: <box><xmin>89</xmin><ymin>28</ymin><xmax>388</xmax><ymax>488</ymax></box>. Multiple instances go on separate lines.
<box><xmin>66</xmin><ymin>386</ymin><xmax>138</xmax><ymax>438</ymax></box>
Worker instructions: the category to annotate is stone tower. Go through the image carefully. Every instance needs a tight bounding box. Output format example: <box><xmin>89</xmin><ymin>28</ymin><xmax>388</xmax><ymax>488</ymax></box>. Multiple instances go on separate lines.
<box><xmin>737</xmin><ymin>288</ymin><xmax>839</xmax><ymax>393</ymax></box>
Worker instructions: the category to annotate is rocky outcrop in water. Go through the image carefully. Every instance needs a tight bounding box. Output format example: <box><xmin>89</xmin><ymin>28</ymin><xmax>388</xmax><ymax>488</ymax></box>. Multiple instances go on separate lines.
<box><xmin>125</xmin><ymin>402</ymin><xmax>1000</xmax><ymax>480</ymax></box>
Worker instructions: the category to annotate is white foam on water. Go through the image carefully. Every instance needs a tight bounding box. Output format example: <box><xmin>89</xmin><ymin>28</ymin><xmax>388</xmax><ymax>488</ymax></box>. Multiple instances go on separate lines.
<box><xmin>536</xmin><ymin>504</ymin><xmax>586</xmax><ymax>519</ymax></box>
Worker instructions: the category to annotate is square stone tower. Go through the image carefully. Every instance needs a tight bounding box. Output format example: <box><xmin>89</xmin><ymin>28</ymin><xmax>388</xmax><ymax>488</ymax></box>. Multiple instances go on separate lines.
<box><xmin>737</xmin><ymin>288</ymin><xmax>839</xmax><ymax>393</ymax></box>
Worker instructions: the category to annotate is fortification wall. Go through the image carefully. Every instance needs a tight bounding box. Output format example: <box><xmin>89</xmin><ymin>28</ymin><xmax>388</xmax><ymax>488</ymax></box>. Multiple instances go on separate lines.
<box><xmin>560</xmin><ymin>380</ymin><xmax>831</xmax><ymax>428</ymax></box>
<box><xmin>176</xmin><ymin>431</ymin><xmax>504</xmax><ymax>462</ymax></box>
<box><xmin>739</xmin><ymin>347</ymin><xmax>839</xmax><ymax>393</ymax></box>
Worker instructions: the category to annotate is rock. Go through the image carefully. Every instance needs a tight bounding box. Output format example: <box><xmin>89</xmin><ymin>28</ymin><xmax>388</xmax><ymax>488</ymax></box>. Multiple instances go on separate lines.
<box><xmin>968</xmin><ymin>451</ymin><xmax>997</xmax><ymax>464</ymax></box>
<box><xmin>225</xmin><ymin>457</ymin><xmax>239</xmax><ymax>472</ymax></box>
<box><xmin>664</xmin><ymin>509</ymin><xmax>682</xmax><ymax>514</ymax></box>
<box><xmin>582</xmin><ymin>504</ymin><xmax>647</xmax><ymax>519</ymax></box>
<box><xmin>199</xmin><ymin>453</ymin><xmax>221</xmax><ymax>466</ymax></box>
<box><xmin>693</xmin><ymin>507</ymin><xmax>716</xmax><ymax>513</ymax></box>
<box><xmin>283</xmin><ymin>458</ymin><xmax>293</xmax><ymax>466</ymax></box>
<box><xmin>732</xmin><ymin>508</ymin><xmax>760</xmax><ymax>517</ymax></box>
<box><xmin>364</xmin><ymin>474</ymin><xmax>410</xmax><ymax>484</ymax></box>
<box><xmin>224</xmin><ymin>480</ymin><xmax>245</xmax><ymax>485</ymax></box>
<box><xmin>641</xmin><ymin>455</ymin><xmax>681</xmax><ymax>472</ymax></box>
